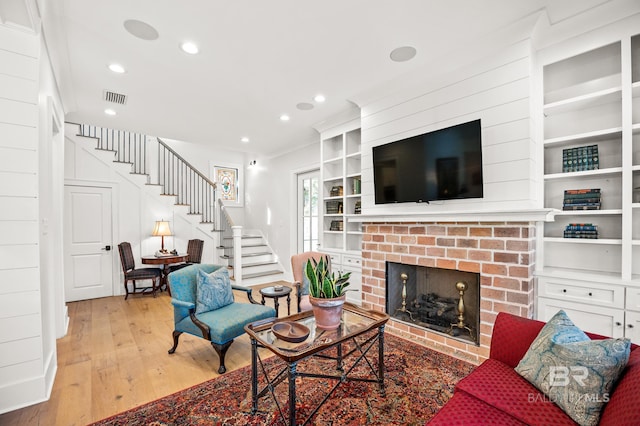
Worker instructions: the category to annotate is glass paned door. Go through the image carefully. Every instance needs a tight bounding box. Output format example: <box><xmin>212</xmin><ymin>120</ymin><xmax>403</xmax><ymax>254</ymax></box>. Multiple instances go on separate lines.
<box><xmin>297</xmin><ymin>170</ymin><xmax>319</xmax><ymax>252</ymax></box>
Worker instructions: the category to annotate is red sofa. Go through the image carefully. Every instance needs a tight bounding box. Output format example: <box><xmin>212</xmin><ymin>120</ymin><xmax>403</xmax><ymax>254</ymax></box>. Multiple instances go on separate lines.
<box><xmin>428</xmin><ymin>312</ymin><xmax>640</xmax><ymax>425</ymax></box>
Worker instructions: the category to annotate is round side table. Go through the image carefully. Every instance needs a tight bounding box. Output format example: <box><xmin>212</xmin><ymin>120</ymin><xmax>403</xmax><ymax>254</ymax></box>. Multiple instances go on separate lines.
<box><xmin>260</xmin><ymin>285</ymin><xmax>292</xmax><ymax>317</ymax></box>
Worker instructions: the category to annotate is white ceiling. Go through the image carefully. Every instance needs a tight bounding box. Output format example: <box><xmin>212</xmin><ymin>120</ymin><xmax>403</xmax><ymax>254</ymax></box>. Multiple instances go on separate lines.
<box><xmin>30</xmin><ymin>0</ymin><xmax>609</xmax><ymax>156</ymax></box>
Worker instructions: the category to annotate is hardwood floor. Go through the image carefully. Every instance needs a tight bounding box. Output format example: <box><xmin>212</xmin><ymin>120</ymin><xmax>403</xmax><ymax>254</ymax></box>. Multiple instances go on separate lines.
<box><xmin>0</xmin><ymin>281</ymin><xmax>294</xmax><ymax>426</ymax></box>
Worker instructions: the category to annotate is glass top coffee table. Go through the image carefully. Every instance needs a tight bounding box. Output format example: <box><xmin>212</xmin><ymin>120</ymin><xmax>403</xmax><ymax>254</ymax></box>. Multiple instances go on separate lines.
<box><xmin>244</xmin><ymin>303</ymin><xmax>389</xmax><ymax>426</ymax></box>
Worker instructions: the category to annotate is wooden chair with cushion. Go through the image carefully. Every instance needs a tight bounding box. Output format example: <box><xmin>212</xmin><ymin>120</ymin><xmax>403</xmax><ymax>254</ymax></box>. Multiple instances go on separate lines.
<box><xmin>290</xmin><ymin>251</ymin><xmax>331</xmax><ymax>312</ymax></box>
<box><xmin>118</xmin><ymin>242</ymin><xmax>163</xmax><ymax>299</ymax></box>
<box><xmin>167</xmin><ymin>263</ymin><xmax>275</xmax><ymax>373</ymax></box>
<box><xmin>168</xmin><ymin>238</ymin><xmax>204</xmax><ymax>274</ymax></box>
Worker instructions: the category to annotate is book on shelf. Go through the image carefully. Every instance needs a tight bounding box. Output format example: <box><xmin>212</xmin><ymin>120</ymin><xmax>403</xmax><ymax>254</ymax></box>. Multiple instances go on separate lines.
<box><xmin>565</xmin><ymin>223</ymin><xmax>597</xmax><ymax>231</ymax></box>
<box><xmin>354</xmin><ymin>200</ymin><xmax>361</xmax><ymax>214</ymax></box>
<box><xmin>352</xmin><ymin>178</ymin><xmax>361</xmax><ymax>195</ymax></box>
<box><xmin>562</xmin><ymin>197</ymin><xmax>601</xmax><ymax>204</ymax></box>
<box><xmin>562</xmin><ymin>188</ymin><xmax>601</xmax><ymax>210</ymax></box>
<box><xmin>563</xmin><ymin>222</ymin><xmax>598</xmax><ymax>239</ymax></box>
<box><xmin>326</xmin><ymin>200</ymin><xmax>343</xmax><ymax>214</ymax></box>
<box><xmin>562</xmin><ymin>204</ymin><xmax>601</xmax><ymax>211</ymax></box>
<box><xmin>329</xmin><ymin>220</ymin><xmax>344</xmax><ymax>231</ymax></box>
<box><xmin>562</xmin><ymin>145</ymin><xmax>599</xmax><ymax>173</ymax></box>
<box><xmin>330</xmin><ymin>186</ymin><xmax>343</xmax><ymax>197</ymax></box>
<box><xmin>563</xmin><ymin>188</ymin><xmax>601</xmax><ymax>196</ymax></box>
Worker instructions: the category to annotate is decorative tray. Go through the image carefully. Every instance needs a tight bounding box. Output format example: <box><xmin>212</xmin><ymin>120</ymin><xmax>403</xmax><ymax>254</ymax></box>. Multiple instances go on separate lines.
<box><xmin>271</xmin><ymin>321</ymin><xmax>310</xmax><ymax>343</ymax></box>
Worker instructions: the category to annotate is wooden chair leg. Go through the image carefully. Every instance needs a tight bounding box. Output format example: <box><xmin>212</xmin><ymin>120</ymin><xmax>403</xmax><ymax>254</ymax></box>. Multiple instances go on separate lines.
<box><xmin>168</xmin><ymin>330</ymin><xmax>182</xmax><ymax>354</ymax></box>
<box><xmin>211</xmin><ymin>340</ymin><xmax>233</xmax><ymax>374</ymax></box>
<box><xmin>124</xmin><ymin>279</ymin><xmax>130</xmax><ymax>300</ymax></box>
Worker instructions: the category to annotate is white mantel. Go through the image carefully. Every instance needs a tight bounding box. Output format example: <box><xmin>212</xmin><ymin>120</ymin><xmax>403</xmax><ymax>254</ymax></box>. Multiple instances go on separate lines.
<box><xmin>351</xmin><ymin>208</ymin><xmax>558</xmax><ymax>223</ymax></box>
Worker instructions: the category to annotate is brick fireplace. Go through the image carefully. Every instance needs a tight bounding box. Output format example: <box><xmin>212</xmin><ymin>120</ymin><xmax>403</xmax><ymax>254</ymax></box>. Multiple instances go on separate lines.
<box><xmin>361</xmin><ymin>221</ymin><xmax>536</xmax><ymax>364</ymax></box>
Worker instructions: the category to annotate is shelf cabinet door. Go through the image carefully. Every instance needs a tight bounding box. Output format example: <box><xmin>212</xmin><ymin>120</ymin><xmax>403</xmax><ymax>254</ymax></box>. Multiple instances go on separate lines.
<box><xmin>537</xmin><ymin>297</ymin><xmax>624</xmax><ymax>338</ymax></box>
<box><xmin>624</xmin><ymin>311</ymin><xmax>640</xmax><ymax>344</ymax></box>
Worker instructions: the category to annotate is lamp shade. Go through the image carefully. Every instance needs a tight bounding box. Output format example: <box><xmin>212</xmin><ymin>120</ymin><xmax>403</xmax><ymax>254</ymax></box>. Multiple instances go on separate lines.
<box><xmin>151</xmin><ymin>220</ymin><xmax>172</xmax><ymax>237</ymax></box>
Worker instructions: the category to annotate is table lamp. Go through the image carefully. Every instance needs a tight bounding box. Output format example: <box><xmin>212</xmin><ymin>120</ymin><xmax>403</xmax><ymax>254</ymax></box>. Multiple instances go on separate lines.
<box><xmin>152</xmin><ymin>220</ymin><xmax>172</xmax><ymax>253</ymax></box>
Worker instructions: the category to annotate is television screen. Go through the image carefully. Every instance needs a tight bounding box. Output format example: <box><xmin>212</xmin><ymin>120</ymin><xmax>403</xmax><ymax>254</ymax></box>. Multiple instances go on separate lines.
<box><xmin>373</xmin><ymin>119</ymin><xmax>483</xmax><ymax>204</ymax></box>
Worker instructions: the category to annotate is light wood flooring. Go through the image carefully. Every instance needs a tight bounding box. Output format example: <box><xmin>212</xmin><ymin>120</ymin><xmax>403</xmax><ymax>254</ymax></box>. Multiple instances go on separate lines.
<box><xmin>0</xmin><ymin>281</ymin><xmax>294</xmax><ymax>426</ymax></box>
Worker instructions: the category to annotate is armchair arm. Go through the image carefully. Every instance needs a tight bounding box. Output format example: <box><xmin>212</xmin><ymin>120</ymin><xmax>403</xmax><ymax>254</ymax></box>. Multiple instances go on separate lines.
<box><xmin>489</xmin><ymin>312</ymin><xmax>545</xmax><ymax>368</ymax></box>
<box><xmin>293</xmin><ymin>281</ymin><xmax>303</xmax><ymax>313</ymax></box>
<box><xmin>171</xmin><ymin>299</ymin><xmax>195</xmax><ymax>310</ymax></box>
<box><xmin>189</xmin><ymin>312</ymin><xmax>211</xmax><ymax>341</ymax></box>
<box><xmin>231</xmin><ymin>284</ymin><xmax>259</xmax><ymax>304</ymax></box>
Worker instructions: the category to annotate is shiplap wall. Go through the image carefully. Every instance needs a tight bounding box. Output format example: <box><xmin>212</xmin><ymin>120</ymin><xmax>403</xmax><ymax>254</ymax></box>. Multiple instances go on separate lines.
<box><xmin>0</xmin><ymin>24</ymin><xmax>45</xmax><ymax>411</ymax></box>
<box><xmin>360</xmin><ymin>38</ymin><xmax>539</xmax><ymax>215</ymax></box>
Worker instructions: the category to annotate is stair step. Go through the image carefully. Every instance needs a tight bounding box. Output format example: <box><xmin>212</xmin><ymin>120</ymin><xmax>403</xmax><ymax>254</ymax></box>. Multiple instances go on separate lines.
<box><xmin>114</xmin><ymin>160</ymin><xmax>133</xmax><ymax>165</ymax></box>
<box><xmin>241</xmin><ymin>269</ymin><xmax>282</xmax><ymax>280</ymax></box>
<box><xmin>223</xmin><ymin>234</ymin><xmax>262</xmax><ymax>240</ymax></box>
<box><xmin>222</xmin><ymin>251</ymin><xmax>272</xmax><ymax>259</ymax></box>
<box><xmin>94</xmin><ymin>146</ymin><xmax>115</xmax><ymax>151</ymax></box>
<box><xmin>242</xmin><ymin>260</ymin><xmax>278</xmax><ymax>268</ymax></box>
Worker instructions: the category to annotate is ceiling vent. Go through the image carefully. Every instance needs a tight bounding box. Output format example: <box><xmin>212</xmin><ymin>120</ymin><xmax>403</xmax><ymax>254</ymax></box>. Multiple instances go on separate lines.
<box><xmin>103</xmin><ymin>90</ymin><xmax>127</xmax><ymax>105</ymax></box>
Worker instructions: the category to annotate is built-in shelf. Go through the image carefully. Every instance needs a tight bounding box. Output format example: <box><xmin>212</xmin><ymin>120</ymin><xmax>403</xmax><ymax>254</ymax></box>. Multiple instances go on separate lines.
<box><xmin>543</xmin><ymin>127</ymin><xmax>623</xmax><ymax>146</ymax></box>
<box><xmin>543</xmin><ymin>86</ymin><xmax>621</xmax><ymax>115</ymax></box>
<box><xmin>544</xmin><ymin>167</ymin><xmax>623</xmax><ymax>180</ymax></box>
<box><xmin>543</xmin><ymin>237</ymin><xmax>622</xmax><ymax>245</ymax></box>
<box><xmin>553</xmin><ymin>209</ymin><xmax>623</xmax><ymax>216</ymax></box>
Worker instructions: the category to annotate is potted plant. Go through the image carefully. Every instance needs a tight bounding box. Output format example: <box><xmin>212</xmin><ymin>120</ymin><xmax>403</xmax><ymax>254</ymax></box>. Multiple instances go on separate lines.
<box><xmin>304</xmin><ymin>256</ymin><xmax>351</xmax><ymax>330</ymax></box>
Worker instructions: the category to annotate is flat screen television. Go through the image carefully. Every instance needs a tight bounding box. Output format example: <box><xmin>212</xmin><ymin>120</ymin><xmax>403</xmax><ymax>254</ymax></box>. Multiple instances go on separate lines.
<box><xmin>373</xmin><ymin>119</ymin><xmax>483</xmax><ymax>204</ymax></box>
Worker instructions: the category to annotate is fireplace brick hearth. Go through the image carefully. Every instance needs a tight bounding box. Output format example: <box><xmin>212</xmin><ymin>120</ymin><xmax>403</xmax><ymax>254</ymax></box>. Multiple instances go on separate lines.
<box><xmin>361</xmin><ymin>221</ymin><xmax>536</xmax><ymax>363</ymax></box>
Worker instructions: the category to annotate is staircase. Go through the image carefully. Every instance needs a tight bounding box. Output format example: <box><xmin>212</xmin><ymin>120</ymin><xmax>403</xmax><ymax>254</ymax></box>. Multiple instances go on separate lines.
<box><xmin>71</xmin><ymin>123</ymin><xmax>284</xmax><ymax>285</ymax></box>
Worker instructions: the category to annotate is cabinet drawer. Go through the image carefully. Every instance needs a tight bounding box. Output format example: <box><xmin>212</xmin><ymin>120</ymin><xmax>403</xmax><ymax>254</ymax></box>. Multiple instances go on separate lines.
<box><xmin>626</xmin><ymin>288</ymin><xmax>640</xmax><ymax>312</ymax></box>
<box><xmin>538</xmin><ymin>277</ymin><xmax>624</xmax><ymax>309</ymax></box>
<box><xmin>342</xmin><ymin>255</ymin><xmax>361</xmax><ymax>268</ymax></box>
<box><xmin>537</xmin><ymin>297</ymin><xmax>624</xmax><ymax>338</ymax></box>
<box><xmin>326</xmin><ymin>253</ymin><xmax>341</xmax><ymax>266</ymax></box>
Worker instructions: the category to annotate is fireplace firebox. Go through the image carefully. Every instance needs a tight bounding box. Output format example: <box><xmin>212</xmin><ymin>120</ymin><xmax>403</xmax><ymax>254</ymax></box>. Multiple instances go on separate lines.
<box><xmin>385</xmin><ymin>261</ymin><xmax>480</xmax><ymax>345</ymax></box>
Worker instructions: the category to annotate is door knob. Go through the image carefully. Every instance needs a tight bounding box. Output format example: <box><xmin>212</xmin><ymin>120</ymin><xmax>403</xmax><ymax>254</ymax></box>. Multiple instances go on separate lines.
<box><xmin>102</xmin><ymin>245</ymin><xmax>111</xmax><ymax>251</ymax></box>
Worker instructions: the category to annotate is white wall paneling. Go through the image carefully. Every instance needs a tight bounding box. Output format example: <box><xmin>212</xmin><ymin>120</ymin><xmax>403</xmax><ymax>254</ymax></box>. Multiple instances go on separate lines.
<box><xmin>359</xmin><ymin>37</ymin><xmax>539</xmax><ymax>216</ymax></box>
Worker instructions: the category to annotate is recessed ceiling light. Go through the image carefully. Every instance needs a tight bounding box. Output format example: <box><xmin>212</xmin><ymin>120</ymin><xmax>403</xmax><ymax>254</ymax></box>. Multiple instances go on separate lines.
<box><xmin>390</xmin><ymin>46</ymin><xmax>417</xmax><ymax>62</ymax></box>
<box><xmin>108</xmin><ymin>63</ymin><xmax>125</xmax><ymax>73</ymax></box>
<box><xmin>123</xmin><ymin>19</ymin><xmax>159</xmax><ymax>41</ymax></box>
<box><xmin>280</xmin><ymin>114</ymin><xmax>290</xmax><ymax>121</ymax></box>
<box><xmin>104</xmin><ymin>109</ymin><xmax>116</xmax><ymax>116</ymax></box>
<box><xmin>180</xmin><ymin>42</ymin><xmax>199</xmax><ymax>54</ymax></box>
<box><xmin>296</xmin><ymin>102</ymin><xmax>314</xmax><ymax>111</ymax></box>
<box><xmin>314</xmin><ymin>94</ymin><xmax>326</xmax><ymax>103</ymax></box>
<box><xmin>241</xmin><ymin>137</ymin><xmax>250</xmax><ymax>143</ymax></box>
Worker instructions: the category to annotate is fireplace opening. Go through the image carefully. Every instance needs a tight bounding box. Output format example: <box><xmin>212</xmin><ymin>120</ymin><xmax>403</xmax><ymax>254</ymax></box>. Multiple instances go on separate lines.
<box><xmin>385</xmin><ymin>261</ymin><xmax>480</xmax><ymax>345</ymax></box>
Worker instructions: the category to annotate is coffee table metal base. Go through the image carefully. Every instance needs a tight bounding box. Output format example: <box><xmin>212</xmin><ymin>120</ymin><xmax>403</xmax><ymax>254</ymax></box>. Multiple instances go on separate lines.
<box><xmin>250</xmin><ymin>326</ymin><xmax>385</xmax><ymax>426</ymax></box>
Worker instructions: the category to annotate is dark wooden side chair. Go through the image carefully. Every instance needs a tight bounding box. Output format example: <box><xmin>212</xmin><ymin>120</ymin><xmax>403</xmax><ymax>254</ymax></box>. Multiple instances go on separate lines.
<box><xmin>168</xmin><ymin>238</ymin><xmax>204</xmax><ymax>274</ymax></box>
<box><xmin>291</xmin><ymin>251</ymin><xmax>331</xmax><ymax>313</ymax></box>
<box><xmin>118</xmin><ymin>242</ymin><xmax>162</xmax><ymax>299</ymax></box>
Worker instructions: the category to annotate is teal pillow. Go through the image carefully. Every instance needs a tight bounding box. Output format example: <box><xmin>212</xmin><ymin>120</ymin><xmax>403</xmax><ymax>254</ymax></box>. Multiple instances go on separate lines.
<box><xmin>515</xmin><ymin>310</ymin><xmax>630</xmax><ymax>426</ymax></box>
<box><xmin>195</xmin><ymin>268</ymin><xmax>234</xmax><ymax>314</ymax></box>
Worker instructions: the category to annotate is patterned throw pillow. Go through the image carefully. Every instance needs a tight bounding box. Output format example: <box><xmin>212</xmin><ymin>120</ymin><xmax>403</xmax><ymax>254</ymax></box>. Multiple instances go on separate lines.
<box><xmin>515</xmin><ymin>310</ymin><xmax>630</xmax><ymax>426</ymax></box>
<box><xmin>195</xmin><ymin>268</ymin><xmax>234</xmax><ymax>314</ymax></box>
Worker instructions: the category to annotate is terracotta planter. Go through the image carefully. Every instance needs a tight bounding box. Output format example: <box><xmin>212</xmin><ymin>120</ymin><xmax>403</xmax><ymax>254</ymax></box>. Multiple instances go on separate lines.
<box><xmin>309</xmin><ymin>294</ymin><xmax>346</xmax><ymax>330</ymax></box>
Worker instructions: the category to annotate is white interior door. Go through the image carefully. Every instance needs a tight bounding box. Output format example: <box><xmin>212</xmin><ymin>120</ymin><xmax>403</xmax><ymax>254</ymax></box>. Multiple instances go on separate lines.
<box><xmin>297</xmin><ymin>169</ymin><xmax>319</xmax><ymax>253</ymax></box>
<box><xmin>64</xmin><ymin>185</ymin><xmax>114</xmax><ymax>301</ymax></box>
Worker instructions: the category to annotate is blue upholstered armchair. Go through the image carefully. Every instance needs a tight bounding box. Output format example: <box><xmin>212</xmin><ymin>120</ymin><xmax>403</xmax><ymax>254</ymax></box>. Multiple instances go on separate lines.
<box><xmin>167</xmin><ymin>264</ymin><xmax>275</xmax><ymax>373</ymax></box>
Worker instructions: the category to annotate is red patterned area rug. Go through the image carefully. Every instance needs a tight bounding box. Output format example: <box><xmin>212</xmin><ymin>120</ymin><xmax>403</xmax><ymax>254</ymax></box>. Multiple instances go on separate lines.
<box><xmin>92</xmin><ymin>334</ymin><xmax>474</xmax><ymax>425</ymax></box>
